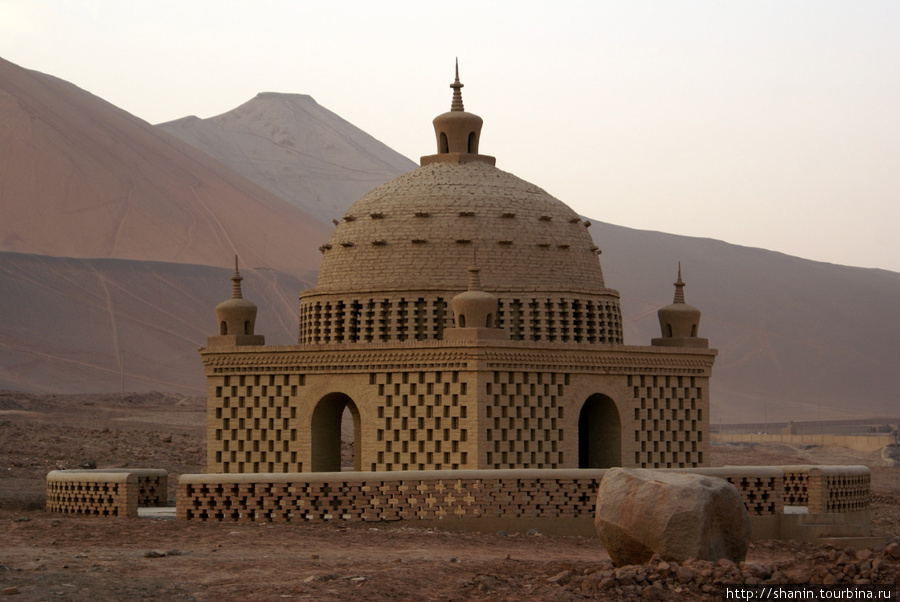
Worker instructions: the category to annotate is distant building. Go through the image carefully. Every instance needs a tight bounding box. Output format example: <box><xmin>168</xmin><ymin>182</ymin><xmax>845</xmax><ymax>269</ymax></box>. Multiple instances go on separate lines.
<box><xmin>199</xmin><ymin>68</ymin><xmax>716</xmax><ymax>474</ymax></box>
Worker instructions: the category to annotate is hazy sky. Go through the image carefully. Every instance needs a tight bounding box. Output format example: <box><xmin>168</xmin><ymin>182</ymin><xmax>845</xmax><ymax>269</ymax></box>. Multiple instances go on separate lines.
<box><xmin>2</xmin><ymin>1</ymin><xmax>898</xmax><ymax>272</ymax></box>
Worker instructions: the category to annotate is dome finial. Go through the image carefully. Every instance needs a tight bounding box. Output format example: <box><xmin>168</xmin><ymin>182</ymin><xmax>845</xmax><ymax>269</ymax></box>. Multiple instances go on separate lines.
<box><xmin>231</xmin><ymin>255</ymin><xmax>244</xmax><ymax>300</ymax></box>
<box><xmin>673</xmin><ymin>261</ymin><xmax>685</xmax><ymax>304</ymax></box>
<box><xmin>450</xmin><ymin>58</ymin><xmax>464</xmax><ymax>112</ymax></box>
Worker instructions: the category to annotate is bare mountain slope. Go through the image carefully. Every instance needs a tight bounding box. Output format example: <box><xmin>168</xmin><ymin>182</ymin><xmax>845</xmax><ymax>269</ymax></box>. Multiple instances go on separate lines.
<box><xmin>0</xmin><ymin>252</ymin><xmax>307</xmax><ymax>394</ymax></box>
<box><xmin>158</xmin><ymin>93</ymin><xmax>417</xmax><ymax>223</ymax></box>
<box><xmin>593</xmin><ymin>221</ymin><xmax>900</xmax><ymax>423</ymax></box>
<box><xmin>0</xmin><ymin>57</ymin><xmax>330</xmax><ymax>278</ymax></box>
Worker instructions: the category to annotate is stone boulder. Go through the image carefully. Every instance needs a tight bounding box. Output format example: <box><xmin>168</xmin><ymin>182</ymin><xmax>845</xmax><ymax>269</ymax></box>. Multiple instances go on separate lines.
<box><xmin>595</xmin><ymin>468</ymin><xmax>750</xmax><ymax>566</ymax></box>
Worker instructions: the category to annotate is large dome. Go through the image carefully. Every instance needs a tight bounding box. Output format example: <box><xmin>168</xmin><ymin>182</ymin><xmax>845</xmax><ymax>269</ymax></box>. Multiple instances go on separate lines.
<box><xmin>299</xmin><ymin>70</ymin><xmax>622</xmax><ymax>346</ymax></box>
<box><xmin>315</xmin><ymin>160</ymin><xmax>608</xmax><ymax>294</ymax></box>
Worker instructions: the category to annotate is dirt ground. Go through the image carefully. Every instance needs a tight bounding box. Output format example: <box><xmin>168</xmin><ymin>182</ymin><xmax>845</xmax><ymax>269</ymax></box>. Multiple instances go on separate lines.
<box><xmin>1</xmin><ymin>392</ymin><xmax>899</xmax><ymax>600</ymax></box>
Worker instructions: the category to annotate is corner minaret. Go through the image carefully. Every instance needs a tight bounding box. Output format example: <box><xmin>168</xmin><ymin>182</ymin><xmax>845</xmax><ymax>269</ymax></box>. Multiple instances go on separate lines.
<box><xmin>445</xmin><ymin>252</ymin><xmax>508</xmax><ymax>341</ymax></box>
<box><xmin>651</xmin><ymin>263</ymin><xmax>708</xmax><ymax>348</ymax></box>
<box><xmin>421</xmin><ymin>60</ymin><xmax>496</xmax><ymax>167</ymax></box>
<box><xmin>207</xmin><ymin>257</ymin><xmax>265</xmax><ymax>347</ymax></box>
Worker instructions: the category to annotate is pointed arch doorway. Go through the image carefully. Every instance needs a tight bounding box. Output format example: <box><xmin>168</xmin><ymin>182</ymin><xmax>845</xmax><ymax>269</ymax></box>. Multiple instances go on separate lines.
<box><xmin>310</xmin><ymin>393</ymin><xmax>361</xmax><ymax>472</ymax></box>
<box><xmin>578</xmin><ymin>394</ymin><xmax>621</xmax><ymax>468</ymax></box>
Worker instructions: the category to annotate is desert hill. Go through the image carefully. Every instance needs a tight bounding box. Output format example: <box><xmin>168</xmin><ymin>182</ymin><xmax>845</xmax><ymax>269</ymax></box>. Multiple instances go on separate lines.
<box><xmin>157</xmin><ymin>93</ymin><xmax>417</xmax><ymax>223</ymax></box>
<box><xmin>0</xmin><ymin>252</ymin><xmax>307</xmax><ymax>394</ymax></box>
<box><xmin>593</xmin><ymin>222</ymin><xmax>900</xmax><ymax>423</ymax></box>
<box><xmin>0</xmin><ymin>57</ymin><xmax>331</xmax><ymax>279</ymax></box>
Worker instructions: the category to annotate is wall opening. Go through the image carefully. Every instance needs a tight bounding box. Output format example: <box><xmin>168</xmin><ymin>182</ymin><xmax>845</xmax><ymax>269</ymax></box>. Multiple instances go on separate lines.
<box><xmin>244</xmin><ymin>320</ymin><xmax>251</xmax><ymax>335</ymax></box>
<box><xmin>311</xmin><ymin>393</ymin><xmax>361</xmax><ymax>472</ymax></box>
<box><xmin>220</xmin><ymin>321</ymin><xmax>227</xmax><ymax>335</ymax></box>
<box><xmin>578</xmin><ymin>394</ymin><xmax>621</xmax><ymax>468</ymax></box>
<box><xmin>439</xmin><ymin>132</ymin><xmax>449</xmax><ymax>153</ymax></box>
<box><xmin>468</xmin><ymin>131</ymin><xmax>477</xmax><ymax>153</ymax></box>
<box><xmin>458</xmin><ymin>314</ymin><xmax>467</xmax><ymax>328</ymax></box>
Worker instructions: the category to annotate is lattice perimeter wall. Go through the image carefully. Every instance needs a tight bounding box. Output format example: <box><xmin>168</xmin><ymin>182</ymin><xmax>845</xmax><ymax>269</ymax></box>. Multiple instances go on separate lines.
<box><xmin>46</xmin><ymin>469</ymin><xmax>168</xmax><ymax>517</ymax></box>
<box><xmin>177</xmin><ymin>465</ymin><xmax>870</xmax><ymax>526</ymax></box>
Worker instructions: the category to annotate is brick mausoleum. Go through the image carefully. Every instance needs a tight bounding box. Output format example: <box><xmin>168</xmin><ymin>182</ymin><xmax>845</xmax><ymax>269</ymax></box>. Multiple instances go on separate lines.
<box><xmin>199</xmin><ymin>68</ymin><xmax>717</xmax><ymax>475</ymax></box>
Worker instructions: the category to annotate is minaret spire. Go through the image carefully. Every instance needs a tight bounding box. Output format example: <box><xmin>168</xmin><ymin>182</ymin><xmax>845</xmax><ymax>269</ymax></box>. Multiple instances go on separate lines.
<box><xmin>231</xmin><ymin>255</ymin><xmax>244</xmax><ymax>299</ymax></box>
<box><xmin>450</xmin><ymin>58</ymin><xmax>464</xmax><ymax>112</ymax></box>
<box><xmin>673</xmin><ymin>261</ymin><xmax>685</xmax><ymax>304</ymax></box>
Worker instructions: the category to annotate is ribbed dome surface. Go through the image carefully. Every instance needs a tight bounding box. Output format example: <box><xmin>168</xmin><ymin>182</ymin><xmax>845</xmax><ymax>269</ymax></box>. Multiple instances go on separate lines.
<box><xmin>315</xmin><ymin>160</ymin><xmax>609</xmax><ymax>294</ymax></box>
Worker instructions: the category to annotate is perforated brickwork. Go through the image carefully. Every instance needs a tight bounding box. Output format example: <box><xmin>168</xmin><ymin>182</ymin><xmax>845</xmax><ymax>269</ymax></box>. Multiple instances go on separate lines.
<box><xmin>177</xmin><ymin>467</ymin><xmax>802</xmax><ymax>525</ymax></box>
<box><xmin>809</xmin><ymin>467</ymin><xmax>871</xmax><ymax>513</ymax></box>
<box><xmin>46</xmin><ymin>471</ymin><xmax>138</xmax><ymax>517</ymax></box>
<box><xmin>725</xmin><ymin>473</ymin><xmax>783</xmax><ymax>516</ymax></box>
<box><xmin>370</xmin><ymin>371</ymin><xmax>472</xmax><ymax>471</ymax></box>
<box><xmin>299</xmin><ymin>293</ymin><xmax>624</xmax><ymax>345</ymax></box>
<box><xmin>782</xmin><ymin>467</ymin><xmax>810</xmax><ymax>506</ymax></box>
<box><xmin>628</xmin><ymin>374</ymin><xmax>705</xmax><ymax>468</ymax></box>
<box><xmin>208</xmin><ymin>373</ymin><xmax>306</xmax><ymax>473</ymax></box>
<box><xmin>177</xmin><ymin>472</ymin><xmax>601</xmax><ymax>523</ymax></box>
<box><xmin>484</xmin><ymin>371</ymin><xmax>568</xmax><ymax>468</ymax></box>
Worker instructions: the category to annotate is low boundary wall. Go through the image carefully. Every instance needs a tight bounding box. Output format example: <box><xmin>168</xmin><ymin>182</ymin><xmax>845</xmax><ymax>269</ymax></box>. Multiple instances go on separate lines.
<box><xmin>176</xmin><ymin>465</ymin><xmax>859</xmax><ymax>538</ymax></box>
<box><xmin>713</xmin><ymin>433</ymin><xmax>895</xmax><ymax>453</ymax></box>
<box><xmin>46</xmin><ymin>469</ymin><xmax>168</xmax><ymax>517</ymax></box>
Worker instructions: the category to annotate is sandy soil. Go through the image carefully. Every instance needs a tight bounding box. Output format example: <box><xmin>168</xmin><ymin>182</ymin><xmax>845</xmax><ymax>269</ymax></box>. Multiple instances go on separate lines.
<box><xmin>1</xmin><ymin>392</ymin><xmax>899</xmax><ymax>600</ymax></box>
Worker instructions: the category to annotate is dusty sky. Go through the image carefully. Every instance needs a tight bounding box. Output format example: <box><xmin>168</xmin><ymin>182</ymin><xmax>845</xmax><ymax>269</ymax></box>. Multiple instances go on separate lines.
<box><xmin>2</xmin><ymin>0</ymin><xmax>898</xmax><ymax>272</ymax></box>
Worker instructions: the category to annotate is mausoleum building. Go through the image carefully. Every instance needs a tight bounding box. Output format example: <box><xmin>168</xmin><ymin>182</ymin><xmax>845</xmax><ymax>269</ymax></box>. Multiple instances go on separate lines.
<box><xmin>199</xmin><ymin>69</ymin><xmax>717</xmax><ymax>475</ymax></box>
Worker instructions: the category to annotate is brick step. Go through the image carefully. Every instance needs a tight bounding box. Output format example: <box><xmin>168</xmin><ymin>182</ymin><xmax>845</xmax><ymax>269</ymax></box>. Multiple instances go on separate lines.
<box><xmin>796</xmin><ymin>512</ymin><xmax>850</xmax><ymax>526</ymax></box>
<box><xmin>794</xmin><ymin>523</ymin><xmax>872</xmax><ymax>538</ymax></box>
<box><xmin>815</xmin><ymin>536</ymin><xmax>886</xmax><ymax>551</ymax></box>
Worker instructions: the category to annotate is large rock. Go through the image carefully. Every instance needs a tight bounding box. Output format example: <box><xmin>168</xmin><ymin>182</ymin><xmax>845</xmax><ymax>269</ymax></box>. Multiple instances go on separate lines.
<box><xmin>595</xmin><ymin>468</ymin><xmax>750</xmax><ymax>566</ymax></box>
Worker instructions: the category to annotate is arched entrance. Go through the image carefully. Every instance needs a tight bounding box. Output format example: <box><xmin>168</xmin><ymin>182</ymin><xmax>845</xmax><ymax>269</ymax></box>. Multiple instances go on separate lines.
<box><xmin>578</xmin><ymin>394</ymin><xmax>621</xmax><ymax>468</ymax></box>
<box><xmin>310</xmin><ymin>393</ymin><xmax>361</xmax><ymax>472</ymax></box>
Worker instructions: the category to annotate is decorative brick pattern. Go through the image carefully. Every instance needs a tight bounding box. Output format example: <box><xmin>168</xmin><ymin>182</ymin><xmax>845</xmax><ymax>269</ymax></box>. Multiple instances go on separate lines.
<box><xmin>484</xmin><ymin>371</ymin><xmax>567</xmax><ymax>468</ymax></box>
<box><xmin>313</xmin><ymin>162</ymin><xmax>611</xmax><ymax>295</ymax></box>
<box><xmin>178</xmin><ymin>466</ymin><xmax>815</xmax><ymax>525</ymax></box>
<box><xmin>782</xmin><ymin>466</ymin><xmax>811</xmax><ymax>506</ymax></box>
<box><xmin>807</xmin><ymin>466</ymin><xmax>871</xmax><ymax>514</ymax></box>
<box><xmin>177</xmin><ymin>471</ymin><xmax>602</xmax><ymax>523</ymax></box>
<box><xmin>628</xmin><ymin>374</ymin><xmax>705</xmax><ymax>468</ymax></box>
<box><xmin>207</xmin><ymin>373</ymin><xmax>306</xmax><ymax>473</ymax></box>
<box><xmin>370</xmin><ymin>371</ymin><xmax>471</xmax><ymax>471</ymax></box>
<box><xmin>46</xmin><ymin>471</ymin><xmax>138</xmax><ymax>517</ymax></box>
<box><xmin>723</xmin><ymin>473</ymin><xmax>783</xmax><ymax>516</ymax></box>
<box><xmin>201</xmin><ymin>343</ymin><xmax>718</xmax><ymax>474</ymax></box>
<box><xmin>299</xmin><ymin>293</ymin><xmax>624</xmax><ymax>345</ymax></box>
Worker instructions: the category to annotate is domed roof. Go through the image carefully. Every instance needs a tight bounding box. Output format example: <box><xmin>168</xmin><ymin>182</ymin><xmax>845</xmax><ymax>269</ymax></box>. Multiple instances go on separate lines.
<box><xmin>314</xmin><ymin>160</ymin><xmax>608</xmax><ymax>294</ymax></box>
<box><xmin>299</xmin><ymin>68</ymin><xmax>622</xmax><ymax>347</ymax></box>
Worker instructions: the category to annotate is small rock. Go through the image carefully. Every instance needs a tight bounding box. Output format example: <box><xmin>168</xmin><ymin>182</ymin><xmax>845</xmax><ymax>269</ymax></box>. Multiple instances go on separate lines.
<box><xmin>496</xmin><ymin>530</ymin><xmax>508</xmax><ymax>537</ymax></box>
<box><xmin>675</xmin><ymin>566</ymin><xmax>694</xmax><ymax>584</ymax></box>
<box><xmin>546</xmin><ymin>570</ymin><xmax>570</xmax><ymax>584</ymax></box>
<box><xmin>641</xmin><ymin>584</ymin><xmax>666</xmax><ymax>600</ymax></box>
<box><xmin>883</xmin><ymin>543</ymin><xmax>900</xmax><ymax>561</ymax></box>
<box><xmin>143</xmin><ymin>551</ymin><xmax>165</xmax><ymax>558</ymax></box>
<box><xmin>12</xmin><ymin>517</ymin><xmax>29</xmax><ymax>523</ymax></box>
<box><xmin>166</xmin><ymin>550</ymin><xmax>181</xmax><ymax>556</ymax></box>
<box><xmin>1</xmin><ymin>587</ymin><xmax>19</xmax><ymax>596</ymax></box>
